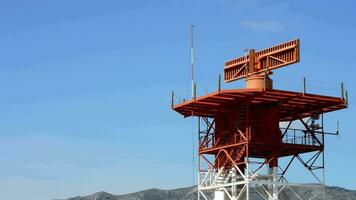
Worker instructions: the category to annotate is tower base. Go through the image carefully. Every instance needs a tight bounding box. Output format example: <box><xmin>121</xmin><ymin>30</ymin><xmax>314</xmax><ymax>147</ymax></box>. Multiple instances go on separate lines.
<box><xmin>199</xmin><ymin>164</ymin><xmax>326</xmax><ymax>200</ymax></box>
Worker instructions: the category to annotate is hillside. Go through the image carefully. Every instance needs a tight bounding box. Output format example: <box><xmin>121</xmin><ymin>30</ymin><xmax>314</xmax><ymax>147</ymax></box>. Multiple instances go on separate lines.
<box><xmin>60</xmin><ymin>185</ymin><xmax>356</xmax><ymax>200</ymax></box>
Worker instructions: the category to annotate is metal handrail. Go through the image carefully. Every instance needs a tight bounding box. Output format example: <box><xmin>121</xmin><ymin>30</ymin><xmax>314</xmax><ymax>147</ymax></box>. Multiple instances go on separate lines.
<box><xmin>280</xmin><ymin>128</ymin><xmax>323</xmax><ymax>146</ymax></box>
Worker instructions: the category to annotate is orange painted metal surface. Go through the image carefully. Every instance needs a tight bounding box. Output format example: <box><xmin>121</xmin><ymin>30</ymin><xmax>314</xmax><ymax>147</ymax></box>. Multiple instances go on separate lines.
<box><xmin>224</xmin><ymin>39</ymin><xmax>300</xmax><ymax>82</ymax></box>
<box><xmin>173</xmin><ymin>88</ymin><xmax>346</xmax><ymax>121</ymax></box>
<box><xmin>172</xmin><ymin>39</ymin><xmax>347</xmax><ymax>194</ymax></box>
<box><xmin>173</xmin><ymin>88</ymin><xmax>346</xmax><ymax>169</ymax></box>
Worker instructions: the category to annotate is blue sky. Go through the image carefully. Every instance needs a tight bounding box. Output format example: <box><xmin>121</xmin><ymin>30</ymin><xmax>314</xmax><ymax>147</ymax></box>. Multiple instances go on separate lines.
<box><xmin>0</xmin><ymin>0</ymin><xmax>355</xmax><ymax>199</ymax></box>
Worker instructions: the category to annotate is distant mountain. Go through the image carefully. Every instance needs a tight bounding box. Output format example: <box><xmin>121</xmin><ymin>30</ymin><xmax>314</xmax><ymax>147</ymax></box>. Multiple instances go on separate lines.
<box><xmin>63</xmin><ymin>187</ymin><xmax>197</xmax><ymax>200</ymax></box>
<box><xmin>59</xmin><ymin>185</ymin><xmax>356</xmax><ymax>200</ymax></box>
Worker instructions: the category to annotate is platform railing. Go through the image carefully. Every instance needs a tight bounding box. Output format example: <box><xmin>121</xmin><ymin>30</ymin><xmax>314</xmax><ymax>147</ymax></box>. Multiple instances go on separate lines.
<box><xmin>280</xmin><ymin>128</ymin><xmax>323</xmax><ymax>146</ymax></box>
<box><xmin>199</xmin><ymin>132</ymin><xmax>246</xmax><ymax>151</ymax></box>
<box><xmin>199</xmin><ymin>130</ymin><xmax>215</xmax><ymax>150</ymax></box>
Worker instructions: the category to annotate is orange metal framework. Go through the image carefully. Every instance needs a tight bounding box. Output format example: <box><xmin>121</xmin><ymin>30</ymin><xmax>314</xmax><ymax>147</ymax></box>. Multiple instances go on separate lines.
<box><xmin>173</xmin><ymin>88</ymin><xmax>345</xmax><ymax>121</ymax></box>
<box><xmin>224</xmin><ymin>39</ymin><xmax>299</xmax><ymax>82</ymax></box>
<box><xmin>173</xmin><ymin>88</ymin><xmax>346</xmax><ymax>170</ymax></box>
<box><xmin>172</xmin><ymin>39</ymin><xmax>347</xmax><ymax>200</ymax></box>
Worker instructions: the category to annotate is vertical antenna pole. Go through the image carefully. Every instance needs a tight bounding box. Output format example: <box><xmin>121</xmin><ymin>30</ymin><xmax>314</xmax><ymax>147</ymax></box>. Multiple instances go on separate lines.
<box><xmin>190</xmin><ymin>25</ymin><xmax>195</xmax><ymax>99</ymax></box>
<box><xmin>218</xmin><ymin>74</ymin><xmax>221</xmax><ymax>92</ymax></box>
<box><xmin>337</xmin><ymin>121</ymin><xmax>340</xmax><ymax>135</ymax></box>
<box><xmin>345</xmin><ymin>90</ymin><xmax>349</xmax><ymax>107</ymax></box>
<box><xmin>194</xmin><ymin>82</ymin><xmax>197</xmax><ymax>100</ymax></box>
<box><xmin>303</xmin><ymin>77</ymin><xmax>306</xmax><ymax>95</ymax></box>
<box><xmin>341</xmin><ymin>82</ymin><xmax>344</xmax><ymax>99</ymax></box>
<box><xmin>189</xmin><ymin>25</ymin><xmax>196</xmax><ymax>187</ymax></box>
<box><xmin>171</xmin><ymin>91</ymin><xmax>174</xmax><ymax>108</ymax></box>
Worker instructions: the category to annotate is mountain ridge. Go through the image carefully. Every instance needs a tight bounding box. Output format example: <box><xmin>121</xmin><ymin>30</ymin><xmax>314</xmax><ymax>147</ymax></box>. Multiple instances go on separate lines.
<box><xmin>59</xmin><ymin>185</ymin><xmax>356</xmax><ymax>200</ymax></box>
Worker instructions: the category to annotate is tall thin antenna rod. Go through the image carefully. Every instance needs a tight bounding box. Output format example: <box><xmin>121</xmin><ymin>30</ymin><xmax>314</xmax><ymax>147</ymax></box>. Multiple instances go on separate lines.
<box><xmin>190</xmin><ymin>24</ymin><xmax>196</xmax><ymax>186</ymax></box>
<box><xmin>190</xmin><ymin>25</ymin><xmax>195</xmax><ymax>99</ymax></box>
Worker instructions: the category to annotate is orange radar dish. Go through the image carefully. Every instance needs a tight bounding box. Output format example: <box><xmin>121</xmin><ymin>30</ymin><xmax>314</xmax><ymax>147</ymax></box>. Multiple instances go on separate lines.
<box><xmin>224</xmin><ymin>39</ymin><xmax>300</xmax><ymax>82</ymax></box>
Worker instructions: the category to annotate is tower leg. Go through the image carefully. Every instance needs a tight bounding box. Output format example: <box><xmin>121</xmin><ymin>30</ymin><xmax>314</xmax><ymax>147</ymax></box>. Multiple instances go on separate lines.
<box><xmin>231</xmin><ymin>168</ymin><xmax>237</xmax><ymax>199</ymax></box>
<box><xmin>246</xmin><ymin>183</ymin><xmax>249</xmax><ymax>200</ymax></box>
<box><xmin>268</xmin><ymin>165</ymin><xmax>278</xmax><ymax>200</ymax></box>
<box><xmin>272</xmin><ymin>166</ymin><xmax>278</xmax><ymax>200</ymax></box>
<box><xmin>246</xmin><ymin>165</ymin><xmax>249</xmax><ymax>200</ymax></box>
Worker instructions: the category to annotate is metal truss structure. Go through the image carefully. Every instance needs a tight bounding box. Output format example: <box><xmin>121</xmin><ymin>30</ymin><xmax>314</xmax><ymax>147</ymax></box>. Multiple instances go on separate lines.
<box><xmin>172</xmin><ymin>87</ymin><xmax>346</xmax><ymax>200</ymax></box>
<box><xmin>197</xmin><ymin>115</ymin><xmax>331</xmax><ymax>200</ymax></box>
<box><xmin>172</xmin><ymin>39</ymin><xmax>348</xmax><ymax>200</ymax></box>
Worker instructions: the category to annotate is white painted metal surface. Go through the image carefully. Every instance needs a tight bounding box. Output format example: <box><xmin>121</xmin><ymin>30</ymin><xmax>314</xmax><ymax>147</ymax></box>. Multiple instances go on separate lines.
<box><xmin>214</xmin><ymin>191</ymin><xmax>225</xmax><ymax>200</ymax></box>
<box><xmin>198</xmin><ymin>161</ymin><xmax>325</xmax><ymax>200</ymax></box>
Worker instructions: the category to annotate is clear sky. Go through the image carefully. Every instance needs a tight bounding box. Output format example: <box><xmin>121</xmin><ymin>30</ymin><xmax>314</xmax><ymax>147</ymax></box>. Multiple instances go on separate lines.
<box><xmin>0</xmin><ymin>1</ymin><xmax>355</xmax><ymax>200</ymax></box>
